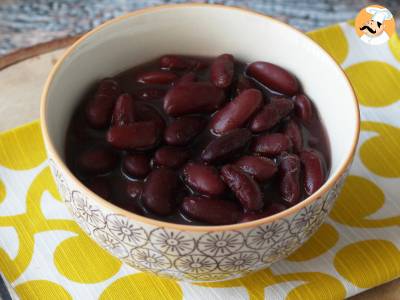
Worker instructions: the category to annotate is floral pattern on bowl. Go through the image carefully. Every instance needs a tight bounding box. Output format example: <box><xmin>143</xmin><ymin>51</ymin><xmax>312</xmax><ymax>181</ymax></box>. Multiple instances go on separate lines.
<box><xmin>49</xmin><ymin>158</ymin><xmax>348</xmax><ymax>282</ymax></box>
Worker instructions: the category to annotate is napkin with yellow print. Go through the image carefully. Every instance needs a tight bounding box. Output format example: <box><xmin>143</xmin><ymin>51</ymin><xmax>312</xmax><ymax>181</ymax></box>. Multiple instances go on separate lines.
<box><xmin>0</xmin><ymin>21</ymin><xmax>400</xmax><ymax>300</ymax></box>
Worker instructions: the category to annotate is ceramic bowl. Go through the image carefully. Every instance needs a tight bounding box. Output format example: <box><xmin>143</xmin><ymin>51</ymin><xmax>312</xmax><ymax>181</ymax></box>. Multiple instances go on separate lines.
<box><xmin>40</xmin><ymin>4</ymin><xmax>359</xmax><ymax>282</ymax></box>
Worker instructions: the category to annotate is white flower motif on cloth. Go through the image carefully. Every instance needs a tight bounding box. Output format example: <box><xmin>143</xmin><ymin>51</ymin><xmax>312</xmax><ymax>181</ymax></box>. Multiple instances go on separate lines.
<box><xmin>106</xmin><ymin>214</ymin><xmax>147</xmax><ymax>247</ymax></box>
<box><xmin>149</xmin><ymin>228</ymin><xmax>195</xmax><ymax>256</ymax></box>
<box><xmin>289</xmin><ymin>203</ymin><xmax>322</xmax><ymax>234</ymax></box>
<box><xmin>262</xmin><ymin>236</ymin><xmax>300</xmax><ymax>264</ymax></box>
<box><xmin>246</xmin><ymin>220</ymin><xmax>289</xmax><ymax>250</ymax></box>
<box><xmin>174</xmin><ymin>254</ymin><xmax>217</xmax><ymax>274</ymax></box>
<box><xmin>71</xmin><ymin>191</ymin><xmax>106</xmax><ymax>229</ymax></box>
<box><xmin>130</xmin><ymin>248</ymin><xmax>171</xmax><ymax>271</ymax></box>
<box><xmin>218</xmin><ymin>251</ymin><xmax>259</xmax><ymax>273</ymax></box>
<box><xmin>93</xmin><ymin>229</ymin><xmax>129</xmax><ymax>259</ymax></box>
<box><xmin>197</xmin><ymin>231</ymin><xmax>244</xmax><ymax>257</ymax></box>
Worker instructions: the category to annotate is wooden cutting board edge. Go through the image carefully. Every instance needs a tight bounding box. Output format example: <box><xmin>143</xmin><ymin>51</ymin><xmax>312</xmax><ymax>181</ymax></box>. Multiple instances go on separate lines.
<box><xmin>0</xmin><ymin>36</ymin><xmax>399</xmax><ymax>300</ymax></box>
<box><xmin>0</xmin><ymin>35</ymin><xmax>81</xmax><ymax>71</ymax></box>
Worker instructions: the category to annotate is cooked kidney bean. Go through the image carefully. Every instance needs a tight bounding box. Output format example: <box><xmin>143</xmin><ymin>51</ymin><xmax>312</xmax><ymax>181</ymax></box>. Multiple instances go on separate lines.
<box><xmin>133</xmin><ymin>88</ymin><xmax>166</xmax><ymax>100</ymax></box>
<box><xmin>144</xmin><ymin>168</ymin><xmax>179</xmax><ymax>215</ymax></box>
<box><xmin>86</xmin><ymin>95</ymin><xmax>117</xmax><ymax>129</ymax></box>
<box><xmin>210</xmin><ymin>54</ymin><xmax>234</xmax><ymax>88</ymax></box>
<box><xmin>136</xmin><ymin>70</ymin><xmax>177</xmax><ymax>84</ymax></box>
<box><xmin>221</xmin><ymin>164</ymin><xmax>263</xmax><ymax>211</ymax></box>
<box><xmin>160</xmin><ymin>55</ymin><xmax>195</xmax><ymax>70</ymax></box>
<box><xmin>106</xmin><ymin>121</ymin><xmax>159</xmax><ymax>149</ymax></box>
<box><xmin>77</xmin><ymin>147</ymin><xmax>118</xmax><ymax>174</ymax></box>
<box><xmin>183</xmin><ymin>162</ymin><xmax>226</xmax><ymax>196</ymax></box>
<box><xmin>181</xmin><ymin>196</ymin><xmax>241</xmax><ymax>225</ymax></box>
<box><xmin>112</xmin><ymin>93</ymin><xmax>135</xmax><ymax>126</ymax></box>
<box><xmin>66</xmin><ymin>54</ymin><xmax>330</xmax><ymax>225</ymax></box>
<box><xmin>85</xmin><ymin>177</ymin><xmax>112</xmax><ymax>199</ymax></box>
<box><xmin>294</xmin><ymin>94</ymin><xmax>313</xmax><ymax>122</ymax></box>
<box><xmin>240</xmin><ymin>202</ymin><xmax>287</xmax><ymax>222</ymax></box>
<box><xmin>175</xmin><ymin>72</ymin><xmax>197</xmax><ymax>85</ymax></box>
<box><xmin>85</xmin><ymin>79</ymin><xmax>122</xmax><ymax>128</ymax></box>
<box><xmin>270</xmin><ymin>96</ymin><xmax>294</xmax><ymax>117</ymax></box>
<box><xmin>126</xmin><ymin>181</ymin><xmax>144</xmax><ymax>201</ymax></box>
<box><xmin>135</xmin><ymin>103</ymin><xmax>166</xmax><ymax>132</ymax></box>
<box><xmin>97</xmin><ymin>78</ymin><xmax>121</xmax><ymax>97</ymax></box>
<box><xmin>210</xmin><ymin>89</ymin><xmax>262</xmax><ymax>134</ymax></box>
<box><xmin>250</xmin><ymin>97</ymin><xmax>294</xmax><ymax>133</ymax></box>
<box><xmin>164</xmin><ymin>116</ymin><xmax>206</xmax><ymax>146</ymax></box>
<box><xmin>247</xmin><ymin>61</ymin><xmax>299</xmax><ymax>95</ymax></box>
<box><xmin>279</xmin><ymin>153</ymin><xmax>301</xmax><ymax>205</ymax></box>
<box><xmin>123</xmin><ymin>154</ymin><xmax>151</xmax><ymax>178</ymax></box>
<box><xmin>250</xmin><ymin>104</ymin><xmax>280</xmax><ymax>133</ymax></box>
<box><xmin>235</xmin><ymin>155</ymin><xmax>277</xmax><ymax>182</ymax></box>
<box><xmin>154</xmin><ymin>146</ymin><xmax>189</xmax><ymax>168</ymax></box>
<box><xmin>164</xmin><ymin>82</ymin><xmax>225</xmax><ymax>116</ymax></box>
<box><xmin>252</xmin><ymin>133</ymin><xmax>292</xmax><ymax>157</ymax></box>
<box><xmin>284</xmin><ymin>120</ymin><xmax>303</xmax><ymax>153</ymax></box>
<box><xmin>201</xmin><ymin>128</ymin><xmax>252</xmax><ymax>163</ymax></box>
<box><xmin>300</xmin><ymin>149</ymin><xmax>325</xmax><ymax>195</ymax></box>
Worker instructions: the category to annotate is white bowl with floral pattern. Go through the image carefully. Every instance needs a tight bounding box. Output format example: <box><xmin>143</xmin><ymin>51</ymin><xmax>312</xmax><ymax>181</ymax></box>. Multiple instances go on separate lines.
<box><xmin>40</xmin><ymin>4</ymin><xmax>359</xmax><ymax>282</ymax></box>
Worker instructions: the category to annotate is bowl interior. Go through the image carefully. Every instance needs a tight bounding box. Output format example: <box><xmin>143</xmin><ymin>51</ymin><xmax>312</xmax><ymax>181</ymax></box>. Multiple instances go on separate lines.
<box><xmin>43</xmin><ymin>5</ymin><xmax>358</xmax><ymax>205</ymax></box>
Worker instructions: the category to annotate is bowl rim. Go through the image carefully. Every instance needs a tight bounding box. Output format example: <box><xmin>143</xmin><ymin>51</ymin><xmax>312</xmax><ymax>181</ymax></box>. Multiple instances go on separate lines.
<box><xmin>40</xmin><ymin>3</ymin><xmax>360</xmax><ymax>232</ymax></box>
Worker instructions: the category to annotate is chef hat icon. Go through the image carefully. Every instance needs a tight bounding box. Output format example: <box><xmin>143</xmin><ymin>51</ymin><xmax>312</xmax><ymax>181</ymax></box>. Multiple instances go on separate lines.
<box><xmin>366</xmin><ymin>7</ymin><xmax>393</xmax><ymax>24</ymax></box>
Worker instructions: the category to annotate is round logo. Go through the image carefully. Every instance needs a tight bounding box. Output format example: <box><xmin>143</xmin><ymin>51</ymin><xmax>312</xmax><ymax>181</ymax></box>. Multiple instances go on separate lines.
<box><xmin>355</xmin><ymin>5</ymin><xmax>395</xmax><ymax>46</ymax></box>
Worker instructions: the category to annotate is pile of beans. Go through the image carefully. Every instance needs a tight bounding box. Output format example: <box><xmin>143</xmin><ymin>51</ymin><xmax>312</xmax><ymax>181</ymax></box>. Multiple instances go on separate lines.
<box><xmin>65</xmin><ymin>54</ymin><xmax>330</xmax><ymax>225</ymax></box>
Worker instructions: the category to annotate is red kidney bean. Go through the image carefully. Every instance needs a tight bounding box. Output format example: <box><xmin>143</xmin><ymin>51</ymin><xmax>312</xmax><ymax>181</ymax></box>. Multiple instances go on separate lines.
<box><xmin>164</xmin><ymin>116</ymin><xmax>206</xmax><ymax>146</ymax></box>
<box><xmin>239</xmin><ymin>202</ymin><xmax>287</xmax><ymax>222</ymax></box>
<box><xmin>270</xmin><ymin>96</ymin><xmax>294</xmax><ymax>117</ymax></box>
<box><xmin>85</xmin><ymin>177</ymin><xmax>112</xmax><ymax>199</ymax></box>
<box><xmin>175</xmin><ymin>72</ymin><xmax>197</xmax><ymax>85</ymax></box>
<box><xmin>221</xmin><ymin>164</ymin><xmax>263</xmax><ymax>211</ymax></box>
<box><xmin>164</xmin><ymin>82</ymin><xmax>225</xmax><ymax>116</ymax></box>
<box><xmin>77</xmin><ymin>147</ymin><xmax>118</xmax><ymax>174</ymax></box>
<box><xmin>183</xmin><ymin>162</ymin><xmax>226</xmax><ymax>196</ymax></box>
<box><xmin>247</xmin><ymin>61</ymin><xmax>299</xmax><ymax>95</ymax></box>
<box><xmin>294</xmin><ymin>94</ymin><xmax>313</xmax><ymax>122</ymax></box>
<box><xmin>144</xmin><ymin>168</ymin><xmax>179</xmax><ymax>215</ymax></box>
<box><xmin>126</xmin><ymin>181</ymin><xmax>144</xmax><ymax>201</ymax></box>
<box><xmin>181</xmin><ymin>196</ymin><xmax>241</xmax><ymax>225</ymax></box>
<box><xmin>123</xmin><ymin>154</ymin><xmax>151</xmax><ymax>178</ymax></box>
<box><xmin>252</xmin><ymin>133</ymin><xmax>292</xmax><ymax>157</ymax></box>
<box><xmin>235</xmin><ymin>155</ymin><xmax>277</xmax><ymax>182</ymax></box>
<box><xmin>250</xmin><ymin>97</ymin><xmax>294</xmax><ymax>133</ymax></box>
<box><xmin>86</xmin><ymin>94</ymin><xmax>117</xmax><ymax>129</ymax></box>
<box><xmin>106</xmin><ymin>121</ymin><xmax>159</xmax><ymax>150</ymax></box>
<box><xmin>96</xmin><ymin>78</ymin><xmax>121</xmax><ymax>98</ymax></box>
<box><xmin>135</xmin><ymin>103</ymin><xmax>166</xmax><ymax>132</ymax></box>
<box><xmin>210</xmin><ymin>89</ymin><xmax>262</xmax><ymax>134</ymax></box>
<box><xmin>235</xmin><ymin>75</ymin><xmax>254</xmax><ymax>95</ymax></box>
<box><xmin>284</xmin><ymin>120</ymin><xmax>303</xmax><ymax>153</ymax></box>
<box><xmin>279</xmin><ymin>153</ymin><xmax>301</xmax><ymax>205</ymax></box>
<box><xmin>160</xmin><ymin>55</ymin><xmax>193</xmax><ymax>70</ymax></box>
<box><xmin>250</xmin><ymin>104</ymin><xmax>280</xmax><ymax>133</ymax></box>
<box><xmin>112</xmin><ymin>93</ymin><xmax>135</xmax><ymax>126</ymax></box>
<box><xmin>136</xmin><ymin>70</ymin><xmax>177</xmax><ymax>84</ymax></box>
<box><xmin>154</xmin><ymin>146</ymin><xmax>189</xmax><ymax>168</ymax></box>
<box><xmin>86</xmin><ymin>79</ymin><xmax>121</xmax><ymax>128</ymax></box>
<box><xmin>134</xmin><ymin>88</ymin><xmax>166</xmax><ymax>100</ymax></box>
<box><xmin>300</xmin><ymin>149</ymin><xmax>325</xmax><ymax>195</ymax></box>
<box><xmin>210</xmin><ymin>54</ymin><xmax>234</xmax><ymax>88</ymax></box>
<box><xmin>201</xmin><ymin>128</ymin><xmax>252</xmax><ymax>163</ymax></box>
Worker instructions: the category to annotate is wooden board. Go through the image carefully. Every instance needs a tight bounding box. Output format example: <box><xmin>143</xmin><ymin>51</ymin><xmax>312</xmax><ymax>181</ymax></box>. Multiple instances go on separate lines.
<box><xmin>0</xmin><ymin>37</ymin><xmax>399</xmax><ymax>299</ymax></box>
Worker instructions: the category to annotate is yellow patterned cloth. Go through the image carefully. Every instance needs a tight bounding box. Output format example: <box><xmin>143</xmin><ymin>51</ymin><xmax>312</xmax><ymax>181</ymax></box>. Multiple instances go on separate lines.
<box><xmin>1</xmin><ymin>22</ymin><xmax>400</xmax><ymax>299</ymax></box>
